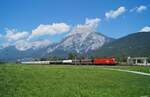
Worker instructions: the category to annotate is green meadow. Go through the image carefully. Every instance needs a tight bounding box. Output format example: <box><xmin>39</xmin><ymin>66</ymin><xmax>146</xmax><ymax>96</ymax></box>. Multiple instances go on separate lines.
<box><xmin>0</xmin><ymin>64</ymin><xmax>150</xmax><ymax>97</ymax></box>
<box><xmin>111</xmin><ymin>66</ymin><xmax>150</xmax><ymax>73</ymax></box>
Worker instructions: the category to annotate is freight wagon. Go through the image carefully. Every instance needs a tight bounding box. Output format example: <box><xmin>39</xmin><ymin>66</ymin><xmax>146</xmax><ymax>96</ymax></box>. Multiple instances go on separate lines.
<box><xmin>21</xmin><ymin>61</ymin><xmax>50</xmax><ymax>64</ymax></box>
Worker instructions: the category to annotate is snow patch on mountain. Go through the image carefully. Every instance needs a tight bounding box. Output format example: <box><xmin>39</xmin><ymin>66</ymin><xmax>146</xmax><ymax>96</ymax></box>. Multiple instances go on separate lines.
<box><xmin>47</xmin><ymin>21</ymin><xmax>112</xmax><ymax>53</ymax></box>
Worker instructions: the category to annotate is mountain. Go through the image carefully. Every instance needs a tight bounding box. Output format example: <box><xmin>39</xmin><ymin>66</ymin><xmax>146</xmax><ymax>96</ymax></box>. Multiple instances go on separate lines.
<box><xmin>47</xmin><ymin>25</ymin><xmax>113</xmax><ymax>55</ymax></box>
<box><xmin>0</xmin><ymin>39</ymin><xmax>53</xmax><ymax>62</ymax></box>
<box><xmin>0</xmin><ymin>46</ymin><xmax>50</xmax><ymax>62</ymax></box>
<box><xmin>93</xmin><ymin>32</ymin><xmax>150</xmax><ymax>58</ymax></box>
<box><xmin>0</xmin><ymin>28</ymin><xmax>113</xmax><ymax>61</ymax></box>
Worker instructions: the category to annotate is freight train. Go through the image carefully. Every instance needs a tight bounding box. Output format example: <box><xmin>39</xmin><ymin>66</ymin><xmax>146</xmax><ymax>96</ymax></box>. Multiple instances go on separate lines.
<box><xmin>20</xmin><ymin>58</ymin><xmax>117</xmax><ymax>65</ymax></box>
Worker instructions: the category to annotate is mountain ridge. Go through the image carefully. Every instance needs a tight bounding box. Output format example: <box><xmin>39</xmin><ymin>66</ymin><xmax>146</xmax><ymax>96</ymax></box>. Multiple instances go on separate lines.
<box><xmin>93</xmin><ymin>32</ymin><xmax>150</xmax><ymax>58</ymax></box>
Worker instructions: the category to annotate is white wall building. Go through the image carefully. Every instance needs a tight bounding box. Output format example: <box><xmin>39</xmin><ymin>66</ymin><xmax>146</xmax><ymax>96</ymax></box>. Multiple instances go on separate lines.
<box><xmin>127</xmin><ymin>57</ymin><xmax>150</xmax><ymax>66</ymax></box>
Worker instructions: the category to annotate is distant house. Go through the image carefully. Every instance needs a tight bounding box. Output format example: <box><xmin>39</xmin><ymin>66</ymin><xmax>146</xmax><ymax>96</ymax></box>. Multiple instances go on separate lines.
<box><xmin>127</xmin><ymin>57</ymin><xmax>150</xmax><ymax>66</ymax></box>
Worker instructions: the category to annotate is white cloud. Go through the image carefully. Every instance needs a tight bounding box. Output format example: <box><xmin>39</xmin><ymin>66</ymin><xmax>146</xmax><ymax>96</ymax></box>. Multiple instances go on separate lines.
<box><xmin>69</xmin><ymin>24</ymin><xmax>95</xmax><ymax>36</ymax></box>
<box><xmin>2</xmin><ymin>28</ymin><xmax>53</xmax><ymax>50</ymax></box>
<box><xmin>15</xmin><ymin>40</ymin><xmax>31</xmax><ymax>51</ymax></box>
<box><xmin>31</xmin><ymin>40</ymin><xmax>52</xmax><ymax>48</ymax></box>
<box><xmin>32</xmin><ymin>23</ymin><xmax>70</xmax><ymax>36</ymax></box>
<box><xmin>85</xmin><ymin>18</ymin><xmax>101</xmax><ymax>29</ymax></box>
<box><xmin>137</xmin><ymin>5</ymin><xmax>147</xmax><ymax>12</ymax></box>
<box><xmin>140</xmin><ymin>26</ymin><xmax>150</xmax><ymax>32</ymax></box>
<box><xmin>5</xmin><ymin>29</ymin><xmax>29</xmax><ymax>42</ymax></box>
<box><xmin>1</xmin><ymin>22</ymin><xmax>70</xmax><ymax>50</ymax></box>
<box><xmin>2</xmin><ymin>22</ymin><xmax>70</xmax><ymax>50</ymax></box>
<box><xmin>15</xmin><ymin>39</ymin><xmax>51</xmax><ymax>51</ymax></box>
<box><xmin>130</xmin><ymin>5</ymin><xmax>147</xmax><ymax>13</ymax></box>
<box><xmin>105</xmin><ymin>6</ymin><xmax>126</xmax><ymax>19</ymax></box>
<box><xmin>68</xmin><ymin>18</ymin><xmax>101</xmax><ymax>36</ymax></box>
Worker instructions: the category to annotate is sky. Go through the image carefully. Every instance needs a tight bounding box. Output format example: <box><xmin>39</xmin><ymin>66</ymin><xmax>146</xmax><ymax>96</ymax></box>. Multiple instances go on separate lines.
<box><xmin>0</xmin><ymin>0</ymin><xmax>150</xmax><ymax>49</ymax></box>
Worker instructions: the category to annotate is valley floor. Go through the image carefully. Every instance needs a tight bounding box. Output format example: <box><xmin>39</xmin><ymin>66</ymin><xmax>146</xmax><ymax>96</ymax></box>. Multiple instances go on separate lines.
<box><xmin>0</xmin><ymin>64</ymin><xmax>150</xmax><ymax>97</ymax></box>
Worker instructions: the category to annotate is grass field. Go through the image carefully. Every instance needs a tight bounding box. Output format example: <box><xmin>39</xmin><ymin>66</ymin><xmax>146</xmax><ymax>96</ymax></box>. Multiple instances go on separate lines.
<box><xmin>0</xmin><ymin>64</ymin><xmax>150</xmax><ymax>97</ymax></box>
<box><xmin>110</xmin><ymin>66</ymin><xmax>150</xmax><ymax>73</ymax></box>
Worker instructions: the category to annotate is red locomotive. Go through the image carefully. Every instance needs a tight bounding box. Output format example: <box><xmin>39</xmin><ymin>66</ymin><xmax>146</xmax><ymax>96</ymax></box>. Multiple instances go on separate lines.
<box><xmin>93</xmin><ymin>58</ymin><xmax>117</xmax><ymax>65</ymax></box>
<box><xmin>72</xmin><ymin>57</ymin><xmax>117</xmax><ymax>65</ymax></box>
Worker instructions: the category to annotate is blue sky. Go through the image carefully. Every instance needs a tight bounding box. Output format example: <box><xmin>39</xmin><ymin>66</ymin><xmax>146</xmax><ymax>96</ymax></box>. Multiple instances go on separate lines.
<box><xmin>0</xmin><ymin>0</ymin><xmax>150</xmax><ymax>47</ymax></box>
